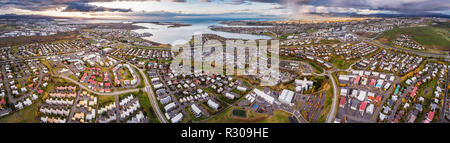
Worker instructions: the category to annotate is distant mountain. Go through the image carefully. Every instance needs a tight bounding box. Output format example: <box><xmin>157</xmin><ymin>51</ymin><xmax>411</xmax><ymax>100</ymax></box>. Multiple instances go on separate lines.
<box><xmin>0</xmin><ymin>14</ymin><xmax>57</xmax><ymax>20</ymax></box>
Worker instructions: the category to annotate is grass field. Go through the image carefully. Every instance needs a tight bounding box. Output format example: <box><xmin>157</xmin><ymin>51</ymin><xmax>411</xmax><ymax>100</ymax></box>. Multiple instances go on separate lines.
<box><xmin>118</xmin><ymin>91</ymin><xmax>159</xmax><ymax>123</ymax></box>
<box><xmin>315</xmin><ymin>83</ymin><xmax>333</xmax><ymax>123</ymax></box>
<box><xmin>280</xmin><ymin>56</ymin><xmax>325</xmax><ymax>74</ymax></box>
<box><xmin>328</xmin><ymin>55</ymin><xmax>356</xmax><ymax>69</ymax></box>
<box><xmin>68</xmin><ymin>74</ymin><xmax>78</xmax><ymax>81</ymax></box>
<box><xmin>377</xmin><ymin>24</ymin><xmax>450</xmax><ymax>54</ymax></box>
<box><xmin>418</xmin><ymin>78</ymin><xmax>439</xmax><ymax>99</ymax></box>
<box><xmin>135</xmin><ymin>67</ymin><xmax>145</xmax><ymax>89</ymax></box>
<box><xmin>232</xmin><ymin>109</ymin><xmax>247</xmax><ymax>118</ymax></box>
<box><xmin>0</xmin><ymin>102</ymin><xmax>41</xmax><ymax>123</ymax></box>
<box><xmin>203</xmin><ymin>88</ymin><xmax>234</xmax><ymax>105</ymax></box>
<box><xmin>319</xmin><ymin>39</ymin><xmax>340</xmax><ymax>44</ymax></box>
<box><xmin>278</xmin><ymin>34</ymin><xmax>292</xmax><ymax>40</ymax></box>
<box><xmin>309</xmin><ymin>62</ymin><xmax>325</xmax><ymax>74</ymax></box>
<box><xmin>207</xmin><ymin>107</ymin><xmax>292</xmax><ymax>123</ymax></box>
<box><xmin>0</xmin><ymin>24</ymin><xmax>16</xmax><ymax>32</ymax></box>
<box><xmin>97</xmin><ymin>95</ymin><xmax>116</xmax><ymax>107</ymax></box>
<box><xmin>186</xmin><ymin>106</ymin><xmax>209</xmax><ymax>122</ymax></box>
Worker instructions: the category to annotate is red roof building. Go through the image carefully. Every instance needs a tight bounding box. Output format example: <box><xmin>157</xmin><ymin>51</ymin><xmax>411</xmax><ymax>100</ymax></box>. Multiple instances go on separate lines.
<box><xmin>359</xmin><ymin>101</ymin><xmax>367</xmax><ymax>113</ymax></box>
<box><xmin>0</xmin><ymin>98</ymin><xmax>6</xmax><ymax>105</ymax></box>
<box><xmin>427</xmin><ymin>111</ymin><xmax>435</xmax><ymax>121</ymax></box>
<box><xmin>354</xmin><ymin>76</ymin><xmax>360</xmax><ymax>84</ymax></box>
<box><xmin>369</xmin><ymin>79</ymin><xmax>376</xmax><ymax>86</ymax></box>
<box><xmin>80</xmin><ymin>73</ymin><xmax>88</xmax><ymax>82</ymax></box>
<box><xmin>411</xmin><ymin>86</ymin><xmax>418</xmax><ymax>97</ymax></box>
<box><xmin>339</xmin><ymin>97</ymin><xmax>346</xmax><ymax>108</ymax></box>
<box><xmin>375</xmin><ymin>96</ymin><xmax>381</xmax><ymax>103</ymax></box>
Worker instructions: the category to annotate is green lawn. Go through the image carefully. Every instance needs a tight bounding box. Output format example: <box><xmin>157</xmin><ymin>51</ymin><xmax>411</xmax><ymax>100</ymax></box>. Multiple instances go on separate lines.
<box><xmin>418</xmin><ymin>78</ymin><xmax>439</xmax><ymax>99</ymax></box>
<box><xmin>319</xmin><ymin>39</ymin><xmax>340</xmax><ymax>44</ymax></box>
<box><xmin>97</xmin><ymin>95</ymin><xmax>116</xmax><ymax>107</ymax></box>
<box><xmin>256</xmin><ymin>110</ymin><xmax>292</xmax><ymax>123</ymax></box>
<box><xmin>280</xmin><ymin>56</ymin><xmax>325</xmax><ymax>74</ymax></box>
<box><xmin>68</xmin><ymin>74</ymin><xmax>78</xmax><ymax>81</ymax></box>
<box><xmin>203</xmin><ymin>88</ymin><xmax>234</xmax><ymax>105</ymax></box>
<box><xmin>207</xmin><ymin>107</ymin><xmax>292</xmax><ymax>123</ymax></box>
<box><xmin>278</xmin><ymin>34</ymin><xmax>292</xmax><ymax>40</ymax></box>
<box><xmin>0</xmin><ymin>24</ymin><xmax>16</xmax><ymax>32</ymax></box>
<box><xmin>329</xmin><ymin>56</ymin><xmax>356</xmax><ymax>69</ymax></box>
<box><xmin>118</xmin><ymin>91</ymin><xmax>159</xmax><ymax>123</ymax></box>
<box><xmin>377</xmin><ymin>25</ymin><xmax>450</xmax><ymax>53</ymax></box>
<box><xmin>0</xmin><ymin>102</ymin><xmax>41</xmax><ymax>123</ymax></box>
<box><xmin>309</xmin><ymin>62</ymin><xmax>325</xmax><ymax>74</ymax></box>
<box><xmin>186</xmin><ymin>106</ymin><xmax>209</xmax><ymax>122</ymax></box>
<box><xmin>134</xmin><ymin>67</ymin><xmax>145</xmax><ymax>88</ymax></box>
<box><xmin>316</xmin><ymin>84</ymin><xmax>334</xmax><ymax>123</ymax></box>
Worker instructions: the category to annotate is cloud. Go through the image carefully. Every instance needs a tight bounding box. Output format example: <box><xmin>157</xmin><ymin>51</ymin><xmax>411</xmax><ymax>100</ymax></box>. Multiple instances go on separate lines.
<box><xmin>63</xmin><ymin>2</ymin><xmax>132</xmax><ymax>12</ymax></box>
<box><xmin>0</xmin><ymin>0</ymin><xmax>448</xmax><ymax>16</ymax></box>
<box><xmin>167</xmin><ymin>0</ymin><xmax>187</xmax><ymax>2</ymax></box>
<box><xmin>0</xmin><ymin>0</ymin><xmax>153</xmax><ymax>11</ymax></box>
<box><xmin>233</xmin><ymin>0</ymin><xmax>450</xmax><ymax>14</ymax></box>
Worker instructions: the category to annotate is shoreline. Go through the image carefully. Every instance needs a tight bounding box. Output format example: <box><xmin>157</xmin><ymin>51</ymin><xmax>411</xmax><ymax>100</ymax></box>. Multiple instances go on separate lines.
<box><xmin>132</xmin><ymin>21</ymin><xmax>192</xmax><ymax>28</ymax></box>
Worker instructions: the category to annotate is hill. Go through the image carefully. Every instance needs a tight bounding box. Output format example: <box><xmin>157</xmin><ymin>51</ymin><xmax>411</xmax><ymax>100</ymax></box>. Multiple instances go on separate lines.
<box><xmin>377</xmin><ymin>22</ymin><xmax>450</xmax><ymax>54</ymax></box>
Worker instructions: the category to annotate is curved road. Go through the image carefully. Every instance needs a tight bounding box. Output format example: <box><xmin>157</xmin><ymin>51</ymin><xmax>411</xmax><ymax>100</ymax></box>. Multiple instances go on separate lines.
<box><xmin>325</xmin><ymin>73</ymin><xmax>338</xmax><ymax>123</ymax></box>
<box><xmin>57</xmin><ymin>67</ymin><xmax>168</xmax><ymax>123</ymax></box>
<box><xmin>56</xmin><ymin>75</ymin><xmax>141</xmax><ymax>96</ymax></box>
<box><xmin>129</xmin><ymin>64</ymin><xmax>168</xmax><ymax>123</ymax></box>
<box><xmin>355</xmin><ymin>33</ymin><xmax>450</xmax><ymax>60</ymax></box>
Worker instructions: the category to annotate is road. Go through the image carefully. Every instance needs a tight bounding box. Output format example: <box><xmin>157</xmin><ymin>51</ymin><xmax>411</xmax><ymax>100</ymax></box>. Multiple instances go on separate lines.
<box><xmin>440</xmin><ymin>69</ymin><xmax>449</xmax><ymax>122</ymax></box>
<box><xmin>325</xmin><ymin>73</ymin><xmax>338</xmax><ymax>123</ymax></box>
<box><xmin>130</xmin><ymin>64</ymin><xmax>168</xmax><ymax>123</ymax></box>
<box><xmin>56</xmin><ymin>75</ymin><xmax>141</xmax><ymax>96</ymax></box>
<box><xmin>58</xmin><ymin>67</ymin><xmax>168</xmax><ymax>123</ymax></box>
<box><xmin>282</xmin><ymin>58</ymin><xmax>339</xmax><ymax>123</ymax></box>
<box><xmin>50</xmin><ymin>53</ymin><xmax>169</xmax><ymax>123</ymax></box>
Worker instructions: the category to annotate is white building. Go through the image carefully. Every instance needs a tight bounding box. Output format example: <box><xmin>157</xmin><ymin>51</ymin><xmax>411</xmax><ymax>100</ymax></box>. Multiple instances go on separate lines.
<box><xmin>164</xmin><ymin>102</ymin><xmax>176</xmax><ymax>112</ymax></box>
<box><xmin>207</xmin><ymin>99</ymin><xmax>219</xmax><ymax>110</ymax></box>
<box><xmin>171</xmin><ymin>113</ymin><xmax>183</xmax><ymax>123</ymax></box>
<box><xmin>190</xmin><ymin>104</ymin><xmax>202</xmax><ymax>118</ymax></box>
<box><xmin>278</xmin><ymin>89</ymin><xmax>295</xmax><ymax>106</ymax></box>
<box><xmin>253</xmin><ymin>88</ymin><xmax>274</xmax><ymax>104</ymax></box>
<box><xmin>295</xmin><ymin>78</ymin><xmax>313</xmax><ymax>91</ymax></box>
<box><xmin>224</xmin><ymin>92</ymin><xmax>235</xmax><ymax>100</ymax></box>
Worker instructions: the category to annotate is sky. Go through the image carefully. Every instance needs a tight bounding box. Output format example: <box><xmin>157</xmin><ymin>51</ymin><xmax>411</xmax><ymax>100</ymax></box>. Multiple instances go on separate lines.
<box><xmin>0</xmin><ymin>0</ymin><xmax>448</xmax><ymax>20</ymax></box>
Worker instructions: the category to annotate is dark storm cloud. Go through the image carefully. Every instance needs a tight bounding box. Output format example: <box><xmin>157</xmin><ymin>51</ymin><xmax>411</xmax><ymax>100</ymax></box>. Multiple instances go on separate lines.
<box><xmin>233</xmin><ymin>0</ymin><xmax>450</xmax><ymax>14</ymax></box>
<box><xmin>0</xmin><ymin>0</ymin><xmax>448</xmax><ymax>14</ymax></box>
<box><xmin>63</xmin><ymin>2</ymin><xmax>131</xmax><ymax>12</ymax></box>
<box><xmin>0</xmin><ymin>0</ymin><xmax>153</xmax><ymax>12</ymax></box>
